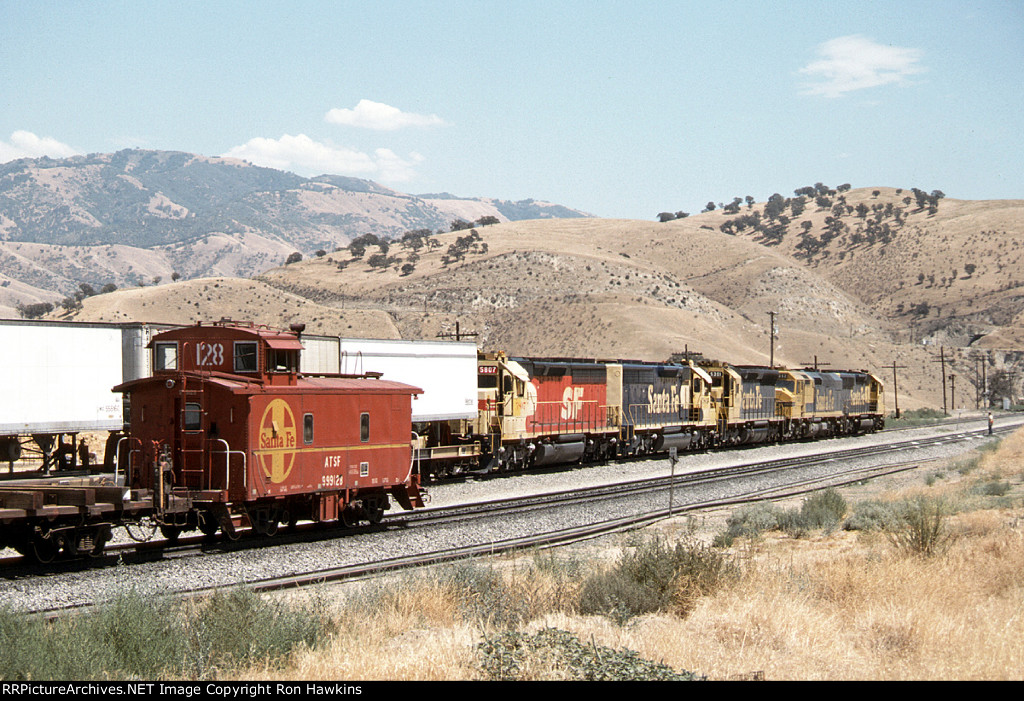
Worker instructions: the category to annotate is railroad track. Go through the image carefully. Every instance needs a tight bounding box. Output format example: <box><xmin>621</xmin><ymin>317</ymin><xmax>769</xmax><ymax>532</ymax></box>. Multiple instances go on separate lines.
<box><xmin>14</xmin><ymin>421</ymin><xmax>1010</xmax><ymax>616</ymax></box>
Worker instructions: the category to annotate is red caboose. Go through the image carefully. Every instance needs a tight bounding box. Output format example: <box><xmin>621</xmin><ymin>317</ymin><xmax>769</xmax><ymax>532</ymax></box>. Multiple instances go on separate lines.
<box><xmin>113</xmin><ymin>321</ymin><xmax>423</xmax><ymax>538</ymax></box>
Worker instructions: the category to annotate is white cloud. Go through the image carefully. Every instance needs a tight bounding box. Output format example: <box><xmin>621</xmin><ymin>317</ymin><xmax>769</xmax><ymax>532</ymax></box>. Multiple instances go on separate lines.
<box><xmin>0</xmin><ymin>130</ymin><xmax>79</xmax><ymax>162</ymax></box>
<box><xmin>324</xmin><ymin>99</ymin><xmax>446</xmax><ymax>130</ymax></box>
<box><xmin>222</xmin><ymin>133</ymin><xmax>424</xmax><ymax>182</ymax></box>
<box><xmin>799</xmin><ymin>35</ymin><xmax>924</xmax><ymax>98</ymax></box>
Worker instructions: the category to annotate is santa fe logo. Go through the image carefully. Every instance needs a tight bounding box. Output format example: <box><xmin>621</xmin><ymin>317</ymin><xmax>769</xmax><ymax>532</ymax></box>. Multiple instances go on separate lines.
<box><xmin>258</xmin><ymin>399</ymin><xmax>297</xmax><ymax>483</ymax></box>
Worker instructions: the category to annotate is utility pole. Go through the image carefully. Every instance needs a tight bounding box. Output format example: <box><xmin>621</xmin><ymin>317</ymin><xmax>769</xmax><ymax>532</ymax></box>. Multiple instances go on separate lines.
<box><xmin>801</xmin><ymin>356</ymin><xmax>832</xmax><ymax>372</ymax></box>
<box><xmin>890</xmin><ymin>359</ymin><xmax>908</xmax><ymax>419</ymax></box>
<box><xmin>940</xmin><ymin>347</ymin><xmax>948</xmax><ymax>416</ymax></box>
<box><xmin>949</xmin><ymin>373</ymin><xmax>956</xmax><ymax>412</ymax></box>
<box><xmin>436</xmin><ymin>320</ymin><xmax>479</xmax><ymax>343</ymax></box>
<box><xmin>931</xmin><ymin>347</ymin><xmax>948</xmax><ymax>415</ymax></box>
<box><xmin>768</xmin><ymin>311</ymin><xmax>777</xmax><ymax>368</ymax></box>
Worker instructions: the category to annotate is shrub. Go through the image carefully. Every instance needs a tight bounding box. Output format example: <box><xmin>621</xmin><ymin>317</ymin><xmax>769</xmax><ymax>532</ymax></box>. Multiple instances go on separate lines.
<box><xmin>579</xmin><ymin>536</ymin><xmax>738</xmax><ymax>624</ymax></box>
<box><xmin>718</xmin><ymin>502</ymin><xmax>784</xmax><ymax>543</ymax></box>
<box><xmin>886</xmin><ymin>496</ymin><xmax>954</xmax><ymax>557</ymax></box>
<box><xmin>477</xmin><ymin>628</ymin><xmax>704</xmax><ymax>681</ymax></box>
<box><xmin>799</xmin><ymin>488</ymin><xmax>847</xmax><ymax>529</ymax></box>
<box><xmin>889</xmin><ymin>408</ymin><xmax>946</xmax><ymax>427</ymax></box>
<box><xmin>0</xmin><ymin>588</ymin><xmax>329</xmax><ymax>680</ymax></box>
<box><xmin>973</xmin><ymin>480</ymin><xmax>1011</xmax><ymax>497</ymax></box>
<box><xmin>844</xmin><ymin>500</ymin><xmax>903</xmax><ymax>532</ymax></box>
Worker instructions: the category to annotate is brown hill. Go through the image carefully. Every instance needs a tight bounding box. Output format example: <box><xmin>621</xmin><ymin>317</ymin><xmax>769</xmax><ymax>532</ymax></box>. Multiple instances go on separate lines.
<box><xmin>0</xmin><ymin>149</ymin><xmax>588</xmax><ymax>316</ymax></box>
<box><xmin>57</xmin><ymin>190</ymin><xmax>1024</xmax><ymax>413</ymax></box>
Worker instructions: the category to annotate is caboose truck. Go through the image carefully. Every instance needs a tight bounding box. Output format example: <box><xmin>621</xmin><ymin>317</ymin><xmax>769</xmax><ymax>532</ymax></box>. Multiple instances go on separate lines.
<box><xmin>112</xmin><ymin>321</ymin><xmax>424</xmax><ymax>542</ymax></box>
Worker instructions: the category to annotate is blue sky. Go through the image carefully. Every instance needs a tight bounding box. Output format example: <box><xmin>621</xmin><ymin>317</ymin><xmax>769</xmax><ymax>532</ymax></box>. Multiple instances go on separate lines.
<box><xmin>1</xmin><ymin>1</ymin><xmax>1021</xmax><ymax>219</ymax></box>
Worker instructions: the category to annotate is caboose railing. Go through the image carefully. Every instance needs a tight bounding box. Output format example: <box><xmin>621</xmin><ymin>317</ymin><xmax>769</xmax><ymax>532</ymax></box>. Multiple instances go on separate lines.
<box><xmin>115</xmin><ymin>435</ymin><xmax>143</xmax><ymax>488</ymax></box>
<box><xmin>209</xmin><ymin>438</ymin><xmax>246</xmax><ymax>493</ymax></box>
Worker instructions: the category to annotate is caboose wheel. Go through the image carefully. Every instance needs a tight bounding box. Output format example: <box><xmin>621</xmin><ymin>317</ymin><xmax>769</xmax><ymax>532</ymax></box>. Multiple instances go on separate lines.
<box><xmin>31</xmin><ymin>535</ymin><xmax>59</xmax><ymax>564</ymax></box>
<box><xmin>255</xmin><ymin>516</ymin><xmax>279</xmax><ymax>537</ymax></box>
<box><xmin>367</xmin><ymin>503</ymin><xmax>385</xmax><ymax>525</ymax></box>
<box><xmin>340</xmin><ymin>506</ymin><xmax>360</xmax><ymax>528</ymax></box>
<box><xmin>198</xmin><ymin>513</ymin><xmax>219</xmax><ymax>536</ymax></box>
<box><xmin>90</xmin><ymin>525</ymin><xmax>111</xmax><ymax>557</ymax></box>
<box><xmin>159</xmin><ymin>525</ymin><xmax>182</xmax><ymax>543</ymax></box>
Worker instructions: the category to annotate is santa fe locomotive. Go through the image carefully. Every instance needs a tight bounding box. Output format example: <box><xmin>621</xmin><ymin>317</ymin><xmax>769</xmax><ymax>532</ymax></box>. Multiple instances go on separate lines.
<box><xmin>431</xmin><ymin>352</ymin><xmax>884</xmax><ymax>477</ymax></box>
<box><xmin>0</xmin><ymin>319</ymin><xmax>884</xmax><ymax>562</ymax></box>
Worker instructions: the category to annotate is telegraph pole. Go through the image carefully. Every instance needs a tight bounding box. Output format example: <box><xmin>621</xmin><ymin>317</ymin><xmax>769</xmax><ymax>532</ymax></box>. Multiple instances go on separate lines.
<box><xmin>890</xmin><ymin>359</ymin><xmax>908</xmax><ymax>419</ymax></box>
<box><xmin>949</xmin><ymin>373</ymin><xmax>956</xmax><ymax>412</ymax></box>
<box><xmin>801</xmin><ymin>356</ymin><xmax>832</xmax><ymax>372</ymax></box>
<box><xmin>768</xmin><ymin>311</ymin><xmax>777</xmax><ymax>368</ymax></box>
<box><xmin>436</xmin><ymin>320</ymin><xmax>479</xmax><ymax>343</ymax></box>
<box><xmin>939</xmin><ymin>347</ymin><xmax>948</xmax><ymax>415</ymax></box>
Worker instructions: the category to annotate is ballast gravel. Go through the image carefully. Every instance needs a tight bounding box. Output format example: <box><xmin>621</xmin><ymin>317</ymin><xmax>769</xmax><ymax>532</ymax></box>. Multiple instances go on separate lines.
<box><xmin>0</xmin><ymin>414</ymin><xmax>1016</xmax><ymax>613</ymax></box>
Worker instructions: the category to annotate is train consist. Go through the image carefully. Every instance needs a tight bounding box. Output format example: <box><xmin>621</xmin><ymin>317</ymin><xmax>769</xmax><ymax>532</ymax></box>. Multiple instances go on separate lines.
<box><xmin>0</xmin><ymin>319</ymin><xmax>884</xmax><ymax>562</ymax></box>
<box><xmin>443</xmin><ymin>353</ymin><xmax>884</xmax><ymax>477</ymax></box>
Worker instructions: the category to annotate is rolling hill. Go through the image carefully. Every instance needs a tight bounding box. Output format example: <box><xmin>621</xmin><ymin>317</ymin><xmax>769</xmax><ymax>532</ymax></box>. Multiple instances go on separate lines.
<box><xmin>0</xmin><ymin>149</ymin><xmax>588</xmax><ymax>316</ymax></box>
<box><xmin>56</xmin><ymin>185</ymin><xmax>1024</xmax><ymax>413</ymax></box>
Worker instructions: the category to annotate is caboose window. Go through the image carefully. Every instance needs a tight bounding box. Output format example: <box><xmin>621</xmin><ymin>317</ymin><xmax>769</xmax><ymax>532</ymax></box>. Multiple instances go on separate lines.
<box><xmin>155</xmin><ymin>342</ymin><xmax>178</xmax><ymax>370</ymax></box>
<box><xmin>267</xmin><ymin>349</ymin><xmax>298</xmax><ymax>373</ymax></box>
<box><xmin>303</xmin><ymin>413</ymin><xmax>314</xmax><ymax>444</ymax></box>
<box><xmin>235</xmin><ymin>342</ymin><xmax>258</xmax><ymax>372</ymax></box>
<box><xmin>184</xmin><ymin>402</ymin><xmax>202</xmax><ymax>431</ymax></box>
<box><xmin>360</xmin><ymin>412</ymin><xmax>370</xmax><ymax>442</ymax></box>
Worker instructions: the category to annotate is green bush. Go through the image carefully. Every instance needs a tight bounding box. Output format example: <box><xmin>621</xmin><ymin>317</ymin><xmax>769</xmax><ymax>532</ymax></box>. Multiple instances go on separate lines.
<box><xmin>579</xmin><ymin>536</ymin><xmax>738</xmax><ymax>624</ymax></box>
<box><xmin>844</xmin><ymin>500</ymin><xmax>903</xmax><ymax>531</ymax></box>
<box><xmin>719</xmin><ymin>502</ymin><xmax>784</xmax><ymax>542</ymax></box>
<box><xmin>886</xmin><ymin>496</ymin><xmax>953</xmax><ymax>557</ymax></box>
<box><xmin>799</xmin><ymin>488</ymin><xmax>848</xmax><ymax>529</ymax></box>
<box><xmin>440</xmin><ymin>561</ymin><xmax>533</xmax><ymax>628</ymax></box>
<box><xmin>477</xmin><ymin>627</ymin><xmax>704</xmax><ymax>681</ymax></box>
<box><xmin>0</xmin><ymin>588</ymin><xmax>329</xmax><ymax>680</ymax></box>
<box><xmin>974</xmin><ymin>480</ymin><xmax>1011</xmax><ymax>497</ymax></box>
<box><xmin>889</xmin><ymin>408</ymin><xmax>946</xmax><ymax>427</ymax></box>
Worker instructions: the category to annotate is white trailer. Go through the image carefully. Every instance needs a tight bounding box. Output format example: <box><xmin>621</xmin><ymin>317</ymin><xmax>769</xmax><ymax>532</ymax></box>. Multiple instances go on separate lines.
<box><xmin>298</xmin><ymin>334</ymin><xmax>341</xmax><ymax>375</ymax></box>
<box><xmin>0</xmin><ymin>319</ymin><xmax>171</xmax><ymax>470</ymax></box>
<box><xmin>337</xmin><ymin>338</ymin><xmax>478</xmax><ymax>422</ymax></box>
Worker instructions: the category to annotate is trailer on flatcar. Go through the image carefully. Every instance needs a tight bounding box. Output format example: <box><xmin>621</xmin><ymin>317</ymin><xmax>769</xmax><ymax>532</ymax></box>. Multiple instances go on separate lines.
<box><xmin>0</xmin><ymin>319</ymin><xmax>171</xmax><ymax>475</ymax></box>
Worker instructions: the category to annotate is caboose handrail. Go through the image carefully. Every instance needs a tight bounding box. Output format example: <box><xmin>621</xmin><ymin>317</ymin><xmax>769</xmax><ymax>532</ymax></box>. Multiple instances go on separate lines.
<box><xmin>210</xmin><ymin>439</ymin><xmax>245</xmax><ymax>493</ymax></box>
<box><xmin>115</xmin><ymin>435</ymin><xmax>143</xmax><ymax>488</ymax></box>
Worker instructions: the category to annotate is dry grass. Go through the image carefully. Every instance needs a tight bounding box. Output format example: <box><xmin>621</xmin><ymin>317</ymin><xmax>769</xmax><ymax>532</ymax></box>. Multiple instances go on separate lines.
<box><xmin>228</xmin><ymin>430</ymin><xmax>1024</xmax><ymax>681</ymax></box>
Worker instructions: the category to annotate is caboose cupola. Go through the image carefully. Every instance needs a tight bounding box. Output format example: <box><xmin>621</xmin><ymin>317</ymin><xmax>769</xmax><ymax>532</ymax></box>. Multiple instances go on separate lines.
<box><xmin>150</xmin><ymin>320</ymin><xmax>303</xmax><ymax>384</ymax></box>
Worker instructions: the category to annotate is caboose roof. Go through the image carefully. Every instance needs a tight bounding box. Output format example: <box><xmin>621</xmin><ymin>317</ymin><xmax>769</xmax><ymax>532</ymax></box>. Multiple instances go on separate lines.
<box><xmin>149</xmin><ymin>321</ymin><xmax>299</xmax><ymax>347</ymax></box>
<box><xmin>114</xmin><ymin>372</ymin><xmax>422</xmax><ymax>396</ymax></box>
